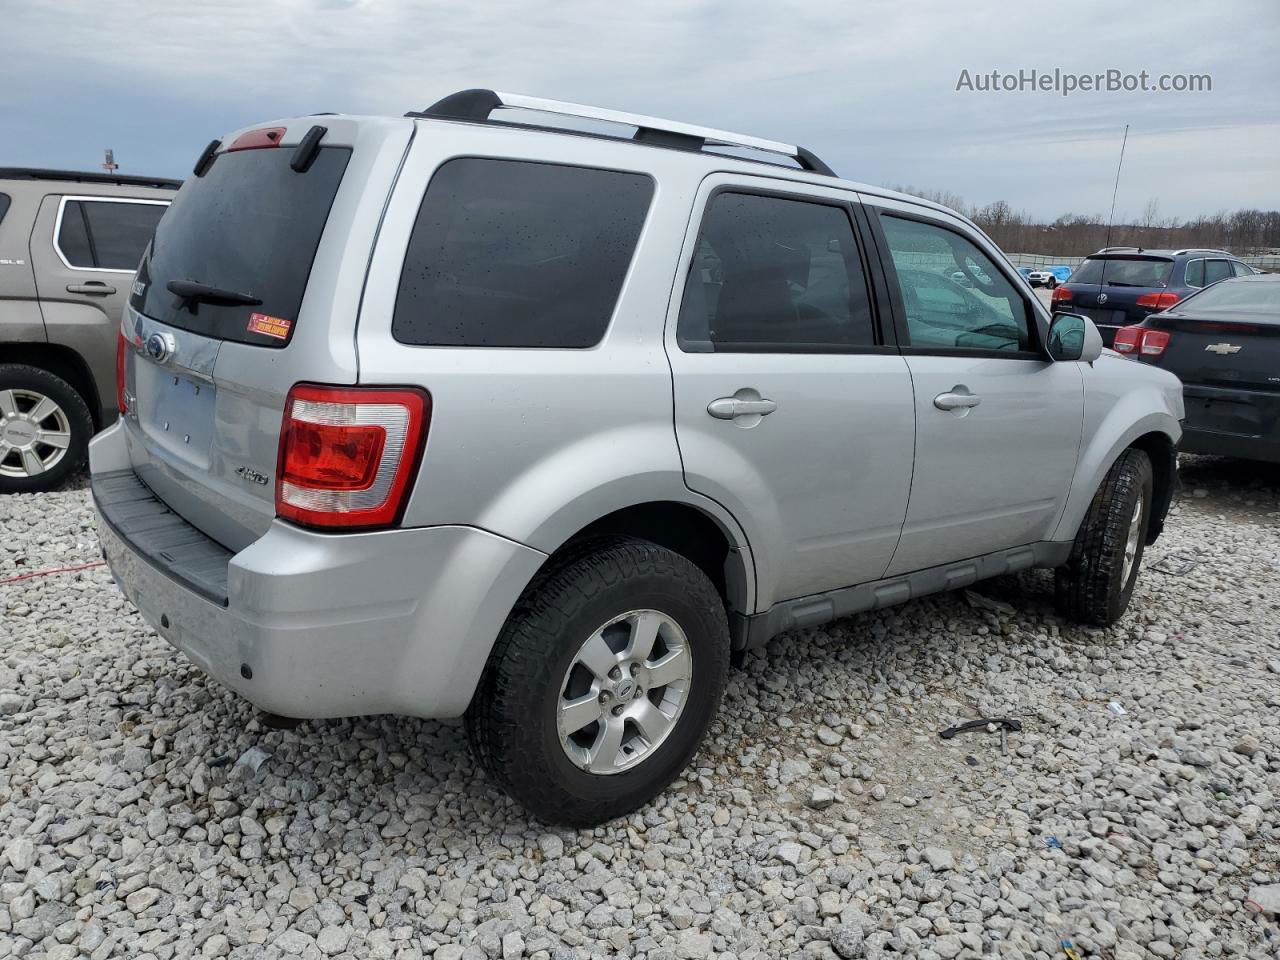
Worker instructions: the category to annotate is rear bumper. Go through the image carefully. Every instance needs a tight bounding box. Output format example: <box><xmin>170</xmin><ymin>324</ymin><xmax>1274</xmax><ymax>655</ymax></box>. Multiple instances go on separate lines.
<box><xmin>90</xmin><ymin>424</ymin><xmax>547</xmax><ymax>719</ymax></box>
<box><xmin>1180</xmin><ymin>384</ymin><xmax>1280</xmax><ymax>463</ymax></box>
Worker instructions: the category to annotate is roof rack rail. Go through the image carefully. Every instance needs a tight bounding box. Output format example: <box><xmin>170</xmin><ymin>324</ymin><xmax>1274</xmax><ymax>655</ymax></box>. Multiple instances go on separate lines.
<box><xmin>406</xmin><ymin>88</ymin><xmax>836</xmax><ymax>177</ymax></box>
<box><xmin>1173</xmin><ymin>248</ymin><xmax>1234</xmax><ymax>256</ymax></box>
<box><xmin>0</xmin><ymin>167</ymin><xmax>182</xmax><ymax>190</ymax></box>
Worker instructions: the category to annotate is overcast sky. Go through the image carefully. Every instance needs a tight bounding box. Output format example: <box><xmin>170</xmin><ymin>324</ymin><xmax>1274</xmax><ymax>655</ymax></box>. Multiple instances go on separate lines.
<box><xmin>3</xmin><ymin>0</ymin><xmax>1277</xmax><ymax>221</ymax></box>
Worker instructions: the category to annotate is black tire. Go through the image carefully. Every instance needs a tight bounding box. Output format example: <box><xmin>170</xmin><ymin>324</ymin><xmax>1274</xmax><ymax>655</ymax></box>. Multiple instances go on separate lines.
<box><xmin>465</xmin><ymin>537</ymin><xmax>730</xmax><ymax>826</ymax></box>
<box><xmin>1047</xmin><ymin>277</ymin><xmax>1058</xmax><ymax>289</ymax></box>
<box><xmin>0</xmin><ymin>364</ymin><xmax>94</xmax><ymax>494</ymax></box>
<box><xmin>1055</xmin><ymin>448</ymin><xmax>1153</xmax><ymax>626</ymax></box>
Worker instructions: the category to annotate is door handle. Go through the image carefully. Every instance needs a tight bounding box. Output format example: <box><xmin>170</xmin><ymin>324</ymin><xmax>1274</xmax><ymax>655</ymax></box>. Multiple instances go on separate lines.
<box><xmin>66</xmin><ymin>282</ymin><xmax>116</xmax><ymax>296</ymax></box>
<box><xmin>707</xmin><ymin>396</ymin><xmax>778</xmax><ymax>420</ymax></box>
<box><xmin>933</xmin><ymin>389</ymin><xmax>981</xmax><ymax>411</ymax></box>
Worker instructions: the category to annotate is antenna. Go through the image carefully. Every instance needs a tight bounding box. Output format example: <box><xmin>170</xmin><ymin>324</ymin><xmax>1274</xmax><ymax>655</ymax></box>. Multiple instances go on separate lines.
<box><xmin>1098</xmin><ymin>125</ymin><xmax>1129</xmax><ymax>292</ymax></box>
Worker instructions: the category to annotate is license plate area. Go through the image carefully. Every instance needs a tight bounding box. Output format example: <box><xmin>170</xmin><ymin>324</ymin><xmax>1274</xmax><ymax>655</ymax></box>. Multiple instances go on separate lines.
<box><xmin>136</xmin><ymin>363</ymin><xmax>218</xmax><ymax>467</ymax></box>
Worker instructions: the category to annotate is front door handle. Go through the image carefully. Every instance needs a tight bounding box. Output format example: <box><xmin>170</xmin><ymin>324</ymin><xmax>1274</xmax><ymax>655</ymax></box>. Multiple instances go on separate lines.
<box><xmin>66</xmin><ymin>282</ymin><xmax>117</xmax><ymax>296</ymax></box>
<box><xmin>707</xmin><ymin>396</ymin><xmax>778</xmax><ymax>420</ymax></box>
<box><xmin>933</xmin><ymin>389</ymin><xmax>981</xmax><ymax>411</ymax></box>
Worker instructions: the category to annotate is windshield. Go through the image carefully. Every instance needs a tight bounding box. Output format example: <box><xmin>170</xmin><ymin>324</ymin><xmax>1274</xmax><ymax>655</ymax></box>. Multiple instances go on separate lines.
<box><xmin>1069</xmin><ymin>256</ymin><xmax>1173</xmax><ymax>287</ymax></box>
<box><xmin>130</xmin><ymin>145</ymin><xmax>351</xmax><ymax>346</ymax></box>
<box><xmin>1178</xmin><ymin>279</ymin><xmax>1280</xmax><ymax>320</ymax></box>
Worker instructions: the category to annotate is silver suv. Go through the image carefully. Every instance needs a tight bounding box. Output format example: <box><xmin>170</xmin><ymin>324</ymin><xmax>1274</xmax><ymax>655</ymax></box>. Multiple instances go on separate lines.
<box><xmin>92</xmin><ymin>90</ymin><xmax>1183</xmax><ymax>825</ymax></box>
<box><xmin>1</xmin><ymin>168</ymin><xmax>177</xmax><ymax>492</ymax></box>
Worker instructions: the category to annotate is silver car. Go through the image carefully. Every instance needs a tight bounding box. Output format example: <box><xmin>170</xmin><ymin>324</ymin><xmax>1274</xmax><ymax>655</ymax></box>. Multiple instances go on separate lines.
<box><xmin>92</xmin><ymin>90</ymin><xmax>1183</xmax><ymax>825</ymax></box>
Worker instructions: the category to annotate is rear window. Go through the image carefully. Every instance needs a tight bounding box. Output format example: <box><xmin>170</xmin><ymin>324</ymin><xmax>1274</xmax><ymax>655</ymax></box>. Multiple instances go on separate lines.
<box><xmin>58</xmin><ymin>199</ymin><xmax>167</xmax><ymax>270</ymax></box>
<box><xmin>1179</xmin><ymin>279</ymin><xmax>1280</xmax><ymax>319</ymax></box>
<box><xmin>0</xmin><ymin>193</ymin><xmax>9</xmax><ymax>225</ymax></box>
<box><xmin>131</xmin><ymin>146</ymin><xmax>351</xmax><ymax>347</ymax></box>
<box><xmin>392</xmin><ymin>158</ymin><xmax>654</xmax><ymax>348</ymax></box>
<box><xmin>1069</xmin><ymin>256</ymin><xmax>1173</xmax><ymax>287</ymax></box>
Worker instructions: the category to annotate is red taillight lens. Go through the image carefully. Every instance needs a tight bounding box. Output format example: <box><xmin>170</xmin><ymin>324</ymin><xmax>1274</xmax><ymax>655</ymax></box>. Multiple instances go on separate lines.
<box><xmin>1139</xmin><ymin>329</ymin><xmax>1171</xmax><ymax>356</ymax></box>
<box><xmin>1136</xmin><ymin>292</ymin><xmax>1180</xmax><ymax>310</ymax></box>
<box><xmin>1051</xmin><ymin>286</ymin><xmax>1072</xmax><ymax>306</ymax></box>
<box><xmin>226</xmin><ymin>127</ymin><xmax>287</xmax><ymax>152</ymax></box>
<box><xmin>1113</xmin><ymin>327</ymin><xmax>1141</xmax><ymax>354</ymax></box>
<box><xmin>115</xmin><ymin>332</ymin><xmax>129</xmax><ymax>414</ymax></box>
<box><xmin>276</xmin><ymin>384</ymin><xmax>430</xmax><ymax>530</ymax></box>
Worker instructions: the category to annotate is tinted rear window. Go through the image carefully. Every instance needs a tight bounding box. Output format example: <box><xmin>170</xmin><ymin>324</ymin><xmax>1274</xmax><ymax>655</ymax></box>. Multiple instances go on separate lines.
<box><xmin>1180</xmin><ymin>279</ymin><xmax>1280</xmax><ymax>319</ymax></box>
<box><xmin>0</xmin><ymin>193</ymin><xmax>9</xmax><ymax>225</ymax></box>
<box><xmin>131</xmin><ymin>146</ymin><xmax>351</xmax><ymax>347</ymax></box>
<box><xmin>1069</xmin><ymin>256</ymin><xmax>1173</xmax><ymax>287</ymax></box>
<box><xmin>392</xmin><ymin>159</ymin><xmax>653</xmax><ymax>348</ymax></box>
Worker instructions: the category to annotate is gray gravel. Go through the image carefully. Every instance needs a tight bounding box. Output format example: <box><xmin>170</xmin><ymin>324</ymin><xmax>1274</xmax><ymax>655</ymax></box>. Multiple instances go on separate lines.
<box><xmin>1</xmin><ymin>456</ymin><xmax>1278</xmax><ymax>960</ymax></box>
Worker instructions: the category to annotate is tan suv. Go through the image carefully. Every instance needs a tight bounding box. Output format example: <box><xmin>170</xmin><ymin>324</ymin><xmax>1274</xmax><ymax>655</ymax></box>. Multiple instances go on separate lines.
<box><xmin>0</xmin><ymin>167</ymin><xmax>178</xmax><ymax>492</ymax></box>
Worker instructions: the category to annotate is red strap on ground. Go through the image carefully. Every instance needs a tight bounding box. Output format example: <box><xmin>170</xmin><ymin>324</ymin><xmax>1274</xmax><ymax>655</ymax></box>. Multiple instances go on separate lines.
<box><xmin>0</xmin><ymin>561</ymin><xmax>106</xmax><ymax>585</ymax></box>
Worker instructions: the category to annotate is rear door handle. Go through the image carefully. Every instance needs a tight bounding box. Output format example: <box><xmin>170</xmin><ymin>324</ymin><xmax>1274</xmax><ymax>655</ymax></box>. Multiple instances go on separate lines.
<box><xmin>933</xmin><ymin>389</ymin><xmax>981</xmax><ymax>411</ymax></box>
<box><xmin>707</xmin><ymin>396</ymin><xmax>778</xmax><ymax>420</ymax></box>
<box><xmin>66</xmin><ymin>282</ymin><xmax>116</xmax><ymax>296</ymax></box>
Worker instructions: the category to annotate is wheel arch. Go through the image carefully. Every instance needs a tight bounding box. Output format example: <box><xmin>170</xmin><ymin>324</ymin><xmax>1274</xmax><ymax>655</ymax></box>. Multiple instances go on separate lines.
<box><xmin>542</xmin><ymin>498</ymin><xmax>755</xmax><ymax>630</ymax></box>
<box><xmin>1055</xmin><ymin>411</ymin><xmax>1180</xmax><ymax>545</ymax></box>
<box><xmin>1</xmin><ymin>342</ymin><xmax>104</xmax><ymax>428</ymax></box>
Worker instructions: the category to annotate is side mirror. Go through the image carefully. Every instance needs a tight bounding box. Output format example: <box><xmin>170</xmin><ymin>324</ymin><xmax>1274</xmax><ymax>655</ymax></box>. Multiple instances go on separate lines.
<box><xmin>1048</xmin><ymin>312</ymin><xmax>1103</xmax><ymax>363</ymax></box>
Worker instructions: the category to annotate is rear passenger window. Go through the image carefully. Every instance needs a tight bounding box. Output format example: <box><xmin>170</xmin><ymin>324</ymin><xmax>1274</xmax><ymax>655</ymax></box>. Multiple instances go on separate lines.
<box><xmin>879</xmin><ymin>214</ymin><xmax>1032</xmax><ymax>353</ymax></box>
<box><xmin>57</xmin><ymin>199</ymin><xmax>165</xmax><ymax>270</ymax></box>
<box><xmin>57</xmin><ymin>201</ymin><xmax>95</xmax><ymax>267</ymax></box>
<box><xmin>82</xmin><ymin>201</ymin><xmax>166</xmax><ymax>270</ymax></box>
<box><xmin>393</xmin><ymin>159</ymin><xmax>653</xmax><ymax>348</ymax></box>
<box><xmin>1204</xmin><ymin>259</ymin><xmax>1232</xmax><ymax>285</ymax></box>
<box><xmin>677</xmin><ymin>192</ymin><xmax>875</xmax><ymax>352</ymax></box>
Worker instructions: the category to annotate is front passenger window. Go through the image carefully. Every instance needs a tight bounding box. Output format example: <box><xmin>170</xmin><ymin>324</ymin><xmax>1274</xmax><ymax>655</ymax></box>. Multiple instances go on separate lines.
<box><xmin>878</xmin><ymin>215</ymin><xmax>1031</xmax><ymax>353</ymax></box>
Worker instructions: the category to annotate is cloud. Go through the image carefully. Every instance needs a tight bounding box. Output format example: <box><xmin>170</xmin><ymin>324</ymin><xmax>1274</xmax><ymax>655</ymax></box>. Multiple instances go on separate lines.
<box><xmin>3</xmin><ymin>0</ymin><xmax>1276</xmax><ymax>218</ymax></box>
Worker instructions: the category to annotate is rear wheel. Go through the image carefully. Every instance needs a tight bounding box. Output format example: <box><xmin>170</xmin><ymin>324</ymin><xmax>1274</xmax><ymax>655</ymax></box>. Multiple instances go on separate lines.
<box><xmin>1047</xmin><ymin>277</ymin><xmax>1058</xmax><ymax>289</ymax></box>
<box><xmin>466</xmin><ymin>537</ymin><xmax>730</xmax><ymax>826</ymax></box>
<box><xmin>1055</xmin><ymin>448</ymin><xmax>1152</xmax><ymax>625</ymax></box>
<box><xmin>0</xmin><ymin>364</ymin><xmax>93</xmax><ymax>494</ymax></box>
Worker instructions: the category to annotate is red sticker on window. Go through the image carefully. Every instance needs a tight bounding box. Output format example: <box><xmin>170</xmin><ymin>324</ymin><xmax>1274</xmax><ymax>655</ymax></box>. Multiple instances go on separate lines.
<box><xmin>247</xmin><ymin>313</ymin><xmax>291</xmax><ymax>340</ymax></box>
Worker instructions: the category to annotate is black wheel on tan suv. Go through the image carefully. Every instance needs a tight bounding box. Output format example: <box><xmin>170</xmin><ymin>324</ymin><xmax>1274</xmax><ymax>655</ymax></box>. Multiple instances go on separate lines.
<box><xmin>465</xmin><ymin>537</ymin><xmax>730</xmax><ymax>826</ymax></box>
<box><xmin>0</xmin><ymin>364</ymin><xmax>94</xmax><ymax>494</ymax></box>
<box><xmin>1055</xmin><ymin>448</ymin><xmax>1153</xmax><ymax>626</ymax></box>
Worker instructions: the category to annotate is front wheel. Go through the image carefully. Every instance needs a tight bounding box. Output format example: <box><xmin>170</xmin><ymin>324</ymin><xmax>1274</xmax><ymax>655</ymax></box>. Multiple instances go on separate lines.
<box><xmin>0</xmin><ymin>364</ymin><xmax>94</xmax><ymax>494</ymax></box>
<box><xmin>1055</xmin><ymin>448</ymin><xmax>1153</xmax><ymax>625</ymax></box>
<box><xmin>465</xmin><ymin>537</ymin><xmax>730</xmax><ymax>826</ymax></box>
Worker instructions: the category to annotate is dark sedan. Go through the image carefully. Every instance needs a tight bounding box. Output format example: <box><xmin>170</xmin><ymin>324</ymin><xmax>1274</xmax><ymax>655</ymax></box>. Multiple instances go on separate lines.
<box><xmin>1115</xmin><ymin>274</ymin><xmax>1280</xmax><ymax>462</ymax></box>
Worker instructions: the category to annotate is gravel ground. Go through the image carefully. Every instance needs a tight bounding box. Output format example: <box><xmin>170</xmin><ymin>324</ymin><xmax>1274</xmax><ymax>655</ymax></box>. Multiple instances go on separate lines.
<box><xmin>1</xmin><ymin>457</ymin><xmax>1278</xmax><ymax>960</ymax></box>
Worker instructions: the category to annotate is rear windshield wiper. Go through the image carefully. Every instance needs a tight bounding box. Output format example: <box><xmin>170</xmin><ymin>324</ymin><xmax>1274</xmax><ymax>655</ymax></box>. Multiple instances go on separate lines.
<box><xmin>166</xmin><ymin>279</ymin><xmax>262</xmax><ymax>309</ymax></box>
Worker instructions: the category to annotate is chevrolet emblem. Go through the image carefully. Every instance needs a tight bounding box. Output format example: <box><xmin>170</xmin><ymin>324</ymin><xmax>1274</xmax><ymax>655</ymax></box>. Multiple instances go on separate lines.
<box><xmin>1204</xmin><ymin>342</ymin><xmax>1242</xmax><ymax>355</ymax></box>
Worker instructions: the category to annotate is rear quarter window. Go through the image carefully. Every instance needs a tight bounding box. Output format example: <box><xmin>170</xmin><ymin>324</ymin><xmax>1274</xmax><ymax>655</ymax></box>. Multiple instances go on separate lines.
<box><xmin>0</xmin><ymin>193</ymin><xmax>10</xmax><ymax>225</ymax></box>
<box><xmin>392</xmin><ymin>159</ymin><xmax>654</xmax><ymax>348</ymax></box>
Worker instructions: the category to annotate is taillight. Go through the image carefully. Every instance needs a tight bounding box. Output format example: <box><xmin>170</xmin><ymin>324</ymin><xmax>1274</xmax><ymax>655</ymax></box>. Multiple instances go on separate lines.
<box><xmin>1113</xmin><ymin>327</ymin><xmax>1141</xmax><ymax>354</ymax></box>
<box><xmin>1136</xmin><ymin>292</ymin><xmax>1180</xmax><ymax>310</ymax></box>
<box><xmin>1051</xmin><ymin>286</ymin><xmax>1072</xmax><ymax>306</ymax></box>
<box><xmin>115</xmin><ymin>332</ymin><xmax>129</xmax><ymax>414</ymax></box>
<box><xmin>1139</xmin><ymin>329</ymin><xmax>1171</xmax><ymax>356</ymax></box>
<box><xmin>276</xmin><ymin>384</ymin><xmax>430</xmax><ymax>530</ymax></box>
<box><xmin>1113</xmin><ymin>327</ymin><xmax>1171</xmax><ymax>357</ymax></box>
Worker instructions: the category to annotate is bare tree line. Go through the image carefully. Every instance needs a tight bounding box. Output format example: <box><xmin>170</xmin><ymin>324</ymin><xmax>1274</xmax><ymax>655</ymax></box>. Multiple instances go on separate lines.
<box><xmin>889</xmin><ymin>186</ymin><xmax>1280</xmax><ymax>257</ymax></box>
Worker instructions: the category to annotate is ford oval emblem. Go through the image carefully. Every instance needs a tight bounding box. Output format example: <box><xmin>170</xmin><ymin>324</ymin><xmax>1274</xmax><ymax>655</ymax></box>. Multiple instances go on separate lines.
<box><xmin>145</xmin><ymin>332</ymin><xmax>176</xmax><ymax>363</ymax></box>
